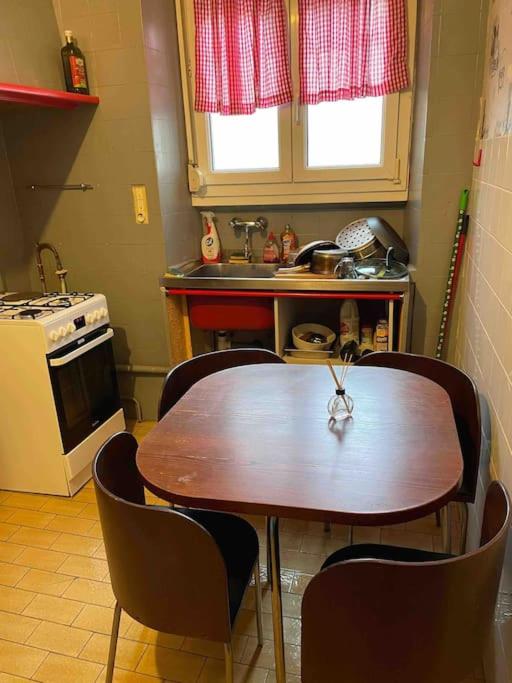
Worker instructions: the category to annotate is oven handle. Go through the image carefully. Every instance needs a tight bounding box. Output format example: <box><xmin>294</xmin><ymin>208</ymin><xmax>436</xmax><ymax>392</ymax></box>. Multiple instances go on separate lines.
<box><xmin>49</xmin><ymin>328</ymin><xmax>114</xmax><ymax>367</ymax></box>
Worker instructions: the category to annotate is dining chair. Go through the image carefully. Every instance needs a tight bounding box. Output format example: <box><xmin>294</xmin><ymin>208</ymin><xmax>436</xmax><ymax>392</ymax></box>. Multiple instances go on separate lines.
<box><xmin>302</xmin><ymin>480</ymin><xmax>510</xmax><ymax>683</ymax></box>
<box><xmin>158</xmin><ymin>348</ymin><xmax>285</xmax><ymax>582</ymax></box>
<box><xmin>355</xmin><ymin>351</ymin><xmax>481</xmax><ymax>552</ymax></box>
<box><xmin>158</xmin><ymin>348</ymin><xmax>285</xmax><ymax>419</ymax></box>
<box><xmin>93</xmin><ymin>431</ymin><xmax>263</xmax><ymax>683</ymax></box>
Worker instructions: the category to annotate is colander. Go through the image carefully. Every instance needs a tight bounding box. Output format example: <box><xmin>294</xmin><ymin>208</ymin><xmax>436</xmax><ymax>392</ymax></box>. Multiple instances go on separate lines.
<box><xmin>335</xmin><ymin>218</ymin><xmax>383</xmax><ymax>261</ymax></box>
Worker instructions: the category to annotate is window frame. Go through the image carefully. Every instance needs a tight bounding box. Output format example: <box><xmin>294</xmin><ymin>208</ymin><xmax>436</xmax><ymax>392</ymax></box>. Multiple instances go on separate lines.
<box><xmin>176</xmin><ymin>0</ymin><xmax>417</xmax><ymax>206</ymax></box>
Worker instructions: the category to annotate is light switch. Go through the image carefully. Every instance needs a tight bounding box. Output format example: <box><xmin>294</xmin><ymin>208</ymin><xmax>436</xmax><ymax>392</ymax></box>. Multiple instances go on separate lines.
<box><xmin>131</xmin><ymin>184</ymin><xmax>149</xmax><ymax>224</ymax></box>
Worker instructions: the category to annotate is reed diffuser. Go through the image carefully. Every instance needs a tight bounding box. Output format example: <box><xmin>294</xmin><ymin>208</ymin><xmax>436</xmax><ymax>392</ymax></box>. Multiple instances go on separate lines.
<box><xmin>326</xmin><ymin>358</ymin><xmax>354</xmax><ymax>421</ymax></box>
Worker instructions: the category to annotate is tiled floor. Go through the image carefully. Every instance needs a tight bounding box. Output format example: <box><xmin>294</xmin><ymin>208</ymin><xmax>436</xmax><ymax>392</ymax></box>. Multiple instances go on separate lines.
<box><xmin>0</xmin><ymin>421</ymin><xmax>485</xmax><ymax>682</ymax></box>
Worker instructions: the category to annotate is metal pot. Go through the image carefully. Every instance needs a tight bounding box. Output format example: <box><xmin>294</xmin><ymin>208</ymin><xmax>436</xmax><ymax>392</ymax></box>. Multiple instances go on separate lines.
<box><xmin>310</xmin><ymin>249</ymin><xmax>346</xmax><ymax>275</ymax></box>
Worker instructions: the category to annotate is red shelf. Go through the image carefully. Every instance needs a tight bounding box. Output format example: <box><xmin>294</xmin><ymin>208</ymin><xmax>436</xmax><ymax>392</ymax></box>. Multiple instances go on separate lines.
<box><xmin>0</xmin><ymin>82</ymin><xmax>99</xmax><ymax>110</ymax></box>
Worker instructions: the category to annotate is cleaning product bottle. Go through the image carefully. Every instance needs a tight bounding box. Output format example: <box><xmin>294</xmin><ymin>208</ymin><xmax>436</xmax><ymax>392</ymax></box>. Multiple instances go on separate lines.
<box><xmin>339</xmin><ymin>299</ymin><xmax>360</xmax><ymax>354</ymax></box>
<box><xmin>200</xmin><ymin>211</ymin><xmax>221</xmax><ymax>264</ymax></box>
<box><xmin>263</xmin><ymin>232</ymin><xmax>280</xmax><ymax>263</ymax></box>
<box><xmin>280</xmin><ymin>224</ymin><xmax>298</xmax><ymax>264</ymax></box>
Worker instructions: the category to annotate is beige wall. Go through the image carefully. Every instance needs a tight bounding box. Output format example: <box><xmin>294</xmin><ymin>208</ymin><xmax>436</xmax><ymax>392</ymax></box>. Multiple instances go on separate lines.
<box><xmin>405</xmin><ymin>0</ymin><xmax>488</xmax><ymax>355</ymax></box>
<box><xmin>0</xmin><ymin>0</ymin><xmax>198</xmax><ymax>419</ymax></box>
<box><xmin>452</xmin><ymin>0</ymin><xmax>512</xmax><ymax>677</ymax></box>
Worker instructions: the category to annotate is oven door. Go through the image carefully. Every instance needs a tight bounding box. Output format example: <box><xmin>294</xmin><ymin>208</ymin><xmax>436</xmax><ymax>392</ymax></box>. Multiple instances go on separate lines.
<box><xmin>48</xmin><ymin>327</ymin><xmax>121</xmax><ymax>453</ymax></box>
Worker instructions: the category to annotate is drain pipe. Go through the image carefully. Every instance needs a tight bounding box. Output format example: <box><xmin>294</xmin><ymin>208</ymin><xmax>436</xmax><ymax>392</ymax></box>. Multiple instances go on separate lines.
<box><xmin>116</xmin><ymin>364</ymin><xmax>170</xmax><ymax>423</ymax></box>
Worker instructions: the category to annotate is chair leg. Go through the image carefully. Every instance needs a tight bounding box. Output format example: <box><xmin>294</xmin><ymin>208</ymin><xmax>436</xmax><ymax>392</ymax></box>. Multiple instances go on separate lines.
<box><xmin>266</xmin><ymin>516</ymin><xmax>272</xmax><ymax>587</ymax></box>
<box><xmin>254</xmin><ymin>559</ymin><xmax>264</xmax><ymax>647</ymax></box>
<box><xmin>441</xmin><ymin>504</ymin><xmax>452</xmax><ymax>554</ymax></box>
<box><xmin>106</xmin><ymin>601</ymin><xmax>121</xmax><ymax>683</ymax></box>
<box><xmin>459</xmin><ymin>502</ymin><xmax>469</xmax><ymax>555</ymax></box>
<box><xmin>435</xmin><ymin>510</ymin><xmax>441</xmax><ymax>527</ymax></box>
<box><xmin>323</xmin><ymin>521</ymin><xmax>331</xmax><ymax>533</ymax></box>
<box><xmin>224</xmin><ymin>642</ymin><xmax>234</xmax><ymax>683</ymax></box>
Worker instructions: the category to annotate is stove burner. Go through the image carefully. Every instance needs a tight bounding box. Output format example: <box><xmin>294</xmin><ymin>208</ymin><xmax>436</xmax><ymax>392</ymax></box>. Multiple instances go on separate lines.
<box><xmin>18</xmin><ymin>308</ymin><xmax>45</xmax><ymax>319</ymax></box>
<box><xmin>1</xmin><ymin>292</ymin><xmax>42</xmax><ymax>304</ymax></box>
<box><xmin>30</xmin><ymin>292</ymin><xmax>94</xmax><ymax>308</ymax></box>
<box><xmin>0</xmin><ymin>307</ymin><xmax>55</xmax><ymax>320</ymax></box>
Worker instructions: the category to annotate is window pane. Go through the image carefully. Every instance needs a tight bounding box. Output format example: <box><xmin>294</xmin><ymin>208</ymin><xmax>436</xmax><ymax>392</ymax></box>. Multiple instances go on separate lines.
<box><xmin>209</xmin><ymin>107</ymin><xmax>279</xmax><ymax>172</ymax></box>
<box><xmin>307</xmin><ymin>98</ymin><xmax>384</xmax><ymax>168</ymax></box>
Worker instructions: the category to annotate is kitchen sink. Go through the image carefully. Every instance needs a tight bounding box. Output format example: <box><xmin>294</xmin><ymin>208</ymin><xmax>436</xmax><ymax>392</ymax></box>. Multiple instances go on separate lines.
<box><xmin>188</xmin><ymin>263</ymin><xmax>277</xmax><ymax>278</ymax></box>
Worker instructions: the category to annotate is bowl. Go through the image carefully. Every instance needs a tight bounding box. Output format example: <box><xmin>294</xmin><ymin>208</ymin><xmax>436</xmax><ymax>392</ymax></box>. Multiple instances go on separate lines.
<box><xmin>292</xmin><ymin>323</ymin><xmax>336</xmax><ymax>351</ymax></box>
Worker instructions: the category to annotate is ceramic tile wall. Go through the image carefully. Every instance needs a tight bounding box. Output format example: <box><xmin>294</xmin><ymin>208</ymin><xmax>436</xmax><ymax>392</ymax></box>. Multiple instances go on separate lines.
<box><xmin>405</xmin><ymin>0</ymin><xmax>488</xmax><ymax>355</ymax></box>
<box><xmin>451</xmin><ymin>1</ymin><xmax>512</xmax><ymax>678</ymax></box>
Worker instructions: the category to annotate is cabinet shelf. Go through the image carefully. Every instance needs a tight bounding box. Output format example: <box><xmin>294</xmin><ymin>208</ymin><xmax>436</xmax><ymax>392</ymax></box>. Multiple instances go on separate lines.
<box><xmin>0</xmin><ymin>82</ymin><xmax>99</xmax><ymax>110</ymax></box>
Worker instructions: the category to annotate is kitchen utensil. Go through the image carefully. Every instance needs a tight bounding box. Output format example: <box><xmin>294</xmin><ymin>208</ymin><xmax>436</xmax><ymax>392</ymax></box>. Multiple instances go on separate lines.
<box><xmin>338</xmin><ymin>256</ymin><xmax>356</xmax><ymax>279</ymax></box>
<box><xmin>335</xmin><ymin>219</ymin><xmax>382</xmax><ymax>260</ymax></box>
<box><xmin>292</xmin><ymin>240</ymin><xmax>339</xmax><ymax>266</ymax></box>
<box><xmin>310</xmin><ymin>249</ymin><xmax>345</xmax><ymax>275</ymax></box>
<box><xmin>435</xmin><ymin>189</ymin><xmax>470</xmax><ymax>360</ymax></box>
<box><xmin>354</xmin><ymin>251</ymin><xmax>408</xmax><ymax>280</ymax></box>
<box><xmin>366</xmin><ymin>217</ymin><xmax>409</xmax><ymax>264</ymax></box>
<box><xmin>292</xmin><ymin>323</ymin><xmax>336</xmax><ymax>351</ymax></box>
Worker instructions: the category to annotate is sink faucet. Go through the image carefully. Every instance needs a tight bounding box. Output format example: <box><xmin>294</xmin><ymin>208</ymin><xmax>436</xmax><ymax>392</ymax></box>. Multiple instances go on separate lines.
<box><xmin>35</xmin><ymin>242</ymin><xmax>68</xmax><ymax>293</ymax></box>
<box><xmin>229</xmin><ymin>217</ymin><xmax>268</xmax><ymax>261</ymax></box>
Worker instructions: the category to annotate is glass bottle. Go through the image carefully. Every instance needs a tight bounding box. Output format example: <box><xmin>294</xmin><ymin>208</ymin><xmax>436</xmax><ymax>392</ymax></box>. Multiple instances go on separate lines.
<box><xmin>61</xmin><ymin>30</ymin><xmax>89</xmax><ymax>94</ymax></box>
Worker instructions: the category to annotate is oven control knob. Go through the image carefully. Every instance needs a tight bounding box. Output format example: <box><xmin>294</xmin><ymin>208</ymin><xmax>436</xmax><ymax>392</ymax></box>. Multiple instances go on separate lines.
<box><xmin>66</xmin><ymin>322</ymin><xmax>76</xmax><ymax>335</ymax></box>
<box><xmin>93</xmin><ymin>310</ymin><xmax>100</xmax><ymax>322</ymax></box>
<box><xmin>59</xmin><ymin>325</ymin><xmax>67</xmax><ymax>338</ymax></box>
<box><xmin>49</xmin><ymin>330</ymin><xmax>59</xmax><ymax>342</ymax></box>
<box><xmin>85</xmin><ymin>312</ymin><xmax>95</xmax><ymax>325</ymax></box>
<box><xmin>99</xmin><ymin>307</ymin><xmax>108</xmax><ymax>319</ymax></box>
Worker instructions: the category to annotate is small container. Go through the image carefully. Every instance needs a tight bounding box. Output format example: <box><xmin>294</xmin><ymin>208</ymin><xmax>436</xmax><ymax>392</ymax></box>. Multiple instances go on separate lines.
<box><xmin>360</xmin><ymin>322</ymin><xmax>374</xmax><ymax>354</ymax></box>
<box><xmin>280</xmin><ymin>224</ymin><xmax>298</xmax><ymax>264</ymax></box>
<box><xmin>263</xmin><ymin>232</ymin><xmax>280</xmax><ymax>263</ymax></box>
<box><xmin>327</xmin><ymin>389</ymin><xmax>354</xmax><ymax>421</ymax></box>
<box><xmin>374</xmin><ymin>319</ymin><xmax>389</xmax><ymax>351</ymax></box>
<box><xmin>337</xmin><ymin>256</ymin><xmax>356</xmax><ymax>279</ymax></box>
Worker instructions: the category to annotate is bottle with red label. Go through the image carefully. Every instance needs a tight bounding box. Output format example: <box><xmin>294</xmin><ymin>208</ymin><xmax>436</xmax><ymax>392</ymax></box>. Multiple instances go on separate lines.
<box><xmin>61</xmin><ymin>30</ymin><xmax>89</xmax><ymax>95</ymax></box>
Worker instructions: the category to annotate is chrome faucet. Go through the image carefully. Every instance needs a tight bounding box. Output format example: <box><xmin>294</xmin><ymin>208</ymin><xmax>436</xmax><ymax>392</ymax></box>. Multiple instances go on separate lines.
<box><xmin>229</xmin><ymin>217</ymin><xmax>268</xmax><ymax>261</ymax></box>
<box><xmin>35</xmin><ymin>242</ymin><xmax>68</xmax><ymax>293</ymax></box>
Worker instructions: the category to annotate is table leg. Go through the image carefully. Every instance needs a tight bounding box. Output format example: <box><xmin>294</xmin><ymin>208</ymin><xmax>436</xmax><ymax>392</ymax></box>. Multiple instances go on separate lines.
<box><xmin>269</xmin><ymin>516</ymin><xmax>286</xmax><ymax>682</ymax></box>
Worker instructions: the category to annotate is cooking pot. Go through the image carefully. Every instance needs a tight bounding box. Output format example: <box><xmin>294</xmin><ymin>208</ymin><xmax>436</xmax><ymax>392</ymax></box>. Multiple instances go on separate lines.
<box><xmin>310</xmin><ymin>249</ymin><xmax>346</xmax><ymax>275</ymax></box>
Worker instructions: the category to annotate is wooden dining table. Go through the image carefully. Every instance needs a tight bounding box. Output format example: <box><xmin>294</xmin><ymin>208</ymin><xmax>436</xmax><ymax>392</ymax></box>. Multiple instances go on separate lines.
<box><xmin>137</xmin><ymin>364</ymin><xmax>463</xmax><ymax>683</ymax></box>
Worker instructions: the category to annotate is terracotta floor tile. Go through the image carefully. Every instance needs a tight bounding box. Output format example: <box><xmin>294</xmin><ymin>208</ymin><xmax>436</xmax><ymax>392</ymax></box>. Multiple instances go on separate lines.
<box><xmin>2</xmin><ymin>493</ymin><xmax>49</xmax><ymax>512</ymax></box>
<box><xmin>242</xmin><ymin>637</ymin><xmax>301</xmax><ymax>675</ymax></box>
<box><xmin>197</xmin><ymin>657</ymin><xmax>268</xmax><ymax>683</ymax></box>
<box><xmin>50</xmin><ymin>533</ymin><xmax>101</xmax><ymax>557</ymax></box>
<box><xmin>58</xmin><ymin>554</ymin><xmax>109</xmax><ymax>581</ymax></box>
<box><xmin>0</xmin><ymin>562</ymin><xmax>28</xmax><ymax>587</ymax></box>
<box><xmin>80</xmin><ymin>633</ymin><xmax>146</xmax><ymax>670</ymax></box>
<box><xmin>0</xmin><ymin>672</ymin><xmax>33</xmax><ymax>682</ymax></box>
<box><xmin>299</xmin><ymin>534</ymin><xmax>346</xmax><ymax>556</ymax></box>
<box><xmin>279</xmin><ymin>551</ymin><xmax>323</xmax><ymax>574</ymax></box>
<box><xmin>5</xmin><ymin>511</ymin><xmax>55</xmax><ymax>530</ymax></box>
<box><xmin>45</xmin><ymin>515</ymin><xmax>96</xmax><ymax>536</ymax></box>
<box><xmin>17</xmin><ymin>569</ymin><xmax>73</xmax><ymax>597</ymax></box>
<box><xmin>32</xmin><ymin>652</ymin><xmax>103</xmax><ymax>683</ymax></box>
<box><xmin>266</xmin><ymin>672</ymin><xmax>301</xmax><ymax>683</ymax></box>
<box><xmin>124</xmin><ymin>621</ymin><xmax>184</xmax><ymax>650</ymax></box>
<box><xmin>63</xmin><ymin>577</ymin><xmax>115</xmax><ymax>607</ymax></box>
<box><xmin>27</xmin><ymin>620</ymin><xmax>92</xmax><ymax>657</ymax></box>
<box><xmin>0</xmin><ymin>524</ymin><xmax>20</xmax><ymax>542</ymax></box>
<box><xmin>93</xmin><ymin>543</ymin><xmax>106</xmax><ymax>559</ymax></box>
<box><xmin>0</xmin><ymin>543</ymin><xmax>25</xmax><ymax>564</ymax></box>
<box><xmin>72</xmin><ymin>487</ymin><xmax>98</xmax><ymax>504</ymax></box>
<box><xmin>23</xmin><ymin>594</ymin><xmax>85</xmax><ymax>625</ymax></box>
<box><xmin>0</xmin><ymin>611</ymin><xmax>40</xmax><ymax>644</ymax></box>
<box><xmin>0</xmin><ymin>639</ymin><xmax>47</xmax><ymax>678</ymax></box>
<box><xmin>13</xmin><ymin>547</ymin><xmax>68</xmax><ymax>572</ymax></box>
<box><xmin>352</xmin><ymin>526</ymin><xmax>381</xmax><ymax>544</ymax></box>
<box><xmin>0</xmin><ymin>586</ymin><xmax>35</xmax><ymax>615</ymax></box>
<box><xmin>181</xmin><ymin>634</ymin><xmax>247</xmax><ymax>662</ymax></box>
<box><xmin>39</xmin><ymin>499</ymin><xmax>87</xmax><ymax>518</ymax></box>
<box><xmin>0</xmin><ymin>510</ymin><xmax>18</xmax><ymax>523</ymax></box>
<box><xmin>96</xmin><ymin>668</ymin><xmax>166</xmax><ymax>682</ymax></box>
<box><xmin>73</xmin><ymin>604</ymin><xmax>129</xmax><ymax>636</ymax></box>
<box><xmin>289</xmin><ymin>573</ymin><xmax>313</xmax><ymax>596</ymax></box>
<box><xmin>380</xmin><ymin>528</ymin><xmax>434</xmax><ymax>552</ymax></box>
<box><xmin>136</xmin><ymin>644</ymin><xmax>204</xmax><ymax>682</ymax></box>
<box><xmin>8</xmin><ymin>527</ymin><xmax>60</xmax><ymax>550</ymax></box>
<box><xmin>78</xmin><ymin>503</ymin><xmax>101</xmax><ymax>521</ymax></box>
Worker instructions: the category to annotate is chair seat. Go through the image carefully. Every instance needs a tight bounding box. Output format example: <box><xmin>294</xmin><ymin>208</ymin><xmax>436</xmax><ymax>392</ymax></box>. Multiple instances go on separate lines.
<box><xmin>177</xmin><ymin>508</ymin><xmax>258</xmax><ymax>624</ymax></box>
<box><xmin>322</xmin><ymin>543</ymin><xmax>454</xmax><ymax>571</ymax></box>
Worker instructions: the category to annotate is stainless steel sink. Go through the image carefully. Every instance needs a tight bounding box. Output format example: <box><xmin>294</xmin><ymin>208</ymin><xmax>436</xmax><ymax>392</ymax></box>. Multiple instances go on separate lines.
<box><xmin>188</xmin><ymin>263</ymin><xmax>277</xmax><ymax>278</ymax></box>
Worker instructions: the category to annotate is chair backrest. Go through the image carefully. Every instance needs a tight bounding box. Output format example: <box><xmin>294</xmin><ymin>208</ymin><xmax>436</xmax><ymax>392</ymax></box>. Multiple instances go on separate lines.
<box><xmin>302</xmin><ymin>481</ymin><xmax>510</xmax><ymax>683</ymax></box>
<box><xmin>355</xmin><ymin>352</ymin><xmax>481</xmax><ymax>502</ymax></box>
<box><xmin>93</xmin><ymin>431</ymin><xmax>232</xmax><ymax>642</ymax></box>
<box><xmin>158</xmin><ymin>348</ymin><xmax>285</xmax><ymax>419</ymax></box>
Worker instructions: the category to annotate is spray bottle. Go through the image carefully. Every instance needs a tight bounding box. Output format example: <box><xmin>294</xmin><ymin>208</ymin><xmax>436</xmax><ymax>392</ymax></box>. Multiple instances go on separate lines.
<box><xmin>200</xmin><ymin>211</ymin><xmax>222</xmax><ymax>264</ymax></box>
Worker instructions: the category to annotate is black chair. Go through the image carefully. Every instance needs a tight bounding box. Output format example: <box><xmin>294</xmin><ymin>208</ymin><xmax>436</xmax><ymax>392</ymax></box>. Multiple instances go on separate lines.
<box><xmin>93</xmin><ymin>431</ymin><xmax>263</xmax><ymax>683</ymax></box>
<box><xmin>302</xmin><ymin>481</ymin><xmax>510</xmax><ymax>683</ymax></box>
<box><xmin>158</xmin><ymin>348</ymin><xmax>285</xmax><ymax>419</ymax></box>
<box><xmin>356</xmin><ymin>351</ymin><xmax>481</xmax><ymax>551</ymax></box>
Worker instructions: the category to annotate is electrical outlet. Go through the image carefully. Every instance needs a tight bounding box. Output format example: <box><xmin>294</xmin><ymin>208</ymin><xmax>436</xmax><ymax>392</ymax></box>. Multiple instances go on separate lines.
<box><xmin>131</xmin><ymin>184</ymin><xmax>149</xmax><ymax>224</ymax></box>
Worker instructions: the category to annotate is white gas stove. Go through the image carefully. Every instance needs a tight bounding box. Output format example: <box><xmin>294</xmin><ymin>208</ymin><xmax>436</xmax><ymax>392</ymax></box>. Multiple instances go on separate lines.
<box><xmin>0</xmin><ymin>291</ymin><xmax>125</xmax><ymax>496</ymax></box>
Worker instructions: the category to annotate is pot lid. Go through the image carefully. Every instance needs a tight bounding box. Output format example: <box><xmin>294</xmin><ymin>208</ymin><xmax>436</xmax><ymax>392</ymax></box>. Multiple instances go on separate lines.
<box><xmin>354</xmin><ymin>258</ymin><xmax>408</xmax><ymax>280</ymax></box>
<box><xmin>366</xmin><ymin>217</ymin><xmax>409</xmax><ymax>264</ymax></box>
<box><xmin>293</xmin><ymin>240</ymin><xmax>339</xmax><ymax>266</ymax></box>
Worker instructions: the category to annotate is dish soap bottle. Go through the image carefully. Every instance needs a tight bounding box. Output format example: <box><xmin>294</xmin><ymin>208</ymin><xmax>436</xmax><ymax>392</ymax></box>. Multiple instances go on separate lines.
<box><xmin>61</xmin><ymin>30</ymin><xmax>89</xmax><ymax>94</ymax></box>
<box><xmin>339</xmin><ymin>299</ymin><xmax>360</xmax><ymax>352</ymax></box>
<box><xmin>200</xmin><ymin>211</ymin><xmax>222</xmax><ymax>264</ymax></box>
<box><xmin>280</xmin><ymin>224</ymin><xmax>298</xmax><ymax>264</ymax></box>
<box><xmin>263</xmin><ymin>232</ymin><xmax>280</xmax><ymax>263</ymax></box>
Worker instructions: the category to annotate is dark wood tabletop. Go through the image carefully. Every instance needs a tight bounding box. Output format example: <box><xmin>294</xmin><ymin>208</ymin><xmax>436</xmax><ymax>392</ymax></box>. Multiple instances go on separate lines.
<box><xmin>137</xmin><ymin>365</ymin><xmax>464</xmax><ymax>526</ymax></box>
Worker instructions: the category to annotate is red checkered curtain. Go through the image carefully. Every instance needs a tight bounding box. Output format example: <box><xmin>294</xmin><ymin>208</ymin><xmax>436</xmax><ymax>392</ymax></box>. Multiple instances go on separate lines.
<box><xmin>299</xmin><ymin>0</ymin><xmax>409</xmax><ymax>104</ymax></box>
<box><xmin>194</xmin><ymin>0</ymin><xmax>292</xmax><ymax>115</ymax></box>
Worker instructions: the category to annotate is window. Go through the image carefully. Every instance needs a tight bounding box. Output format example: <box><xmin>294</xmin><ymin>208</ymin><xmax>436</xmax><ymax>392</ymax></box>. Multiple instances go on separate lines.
<box><xmin>176</xmin><ymin>0</ymin><xmax>416</xmax><ymax>206</ymax></box>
